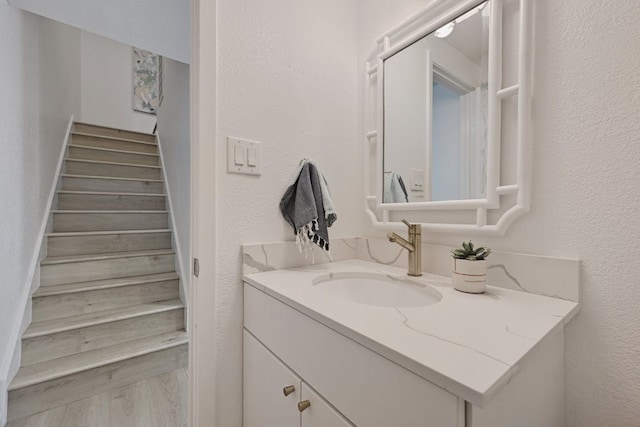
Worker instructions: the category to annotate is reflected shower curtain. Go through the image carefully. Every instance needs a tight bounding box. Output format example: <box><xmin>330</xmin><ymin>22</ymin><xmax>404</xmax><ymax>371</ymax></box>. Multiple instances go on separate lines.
<box><xmin>458</xmin><ymin>85</ymin><xmax>488</xmax><ymax>200</ymax></box>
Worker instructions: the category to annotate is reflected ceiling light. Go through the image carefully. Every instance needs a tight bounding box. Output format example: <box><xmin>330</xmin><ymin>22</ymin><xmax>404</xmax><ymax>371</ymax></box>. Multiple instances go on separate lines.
<box><xmin>456</xmin><ymin>2</ymin><xmax>487</xmax><ymax>24</ymax></box>
<box><xmin>435</xmin><ymin>2</ymin><xmax>487</xmax><ymax>38</ymax></box>
<box><xmin>435</xmin><ymin>22</ymin><xmax>455</xmax><ymax>38</ymax></box>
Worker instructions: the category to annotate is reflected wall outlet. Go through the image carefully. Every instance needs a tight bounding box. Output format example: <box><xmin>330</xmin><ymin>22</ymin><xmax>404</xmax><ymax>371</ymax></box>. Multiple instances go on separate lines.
<box><xmin>410</xmin><ymin>169</ymin><xmax>424</xmax><ymax>191</ymax></box>
<box><xmin>227</xmin><ymin>137</ymin><xmax>262</xmax><ymax>175</ymax></box>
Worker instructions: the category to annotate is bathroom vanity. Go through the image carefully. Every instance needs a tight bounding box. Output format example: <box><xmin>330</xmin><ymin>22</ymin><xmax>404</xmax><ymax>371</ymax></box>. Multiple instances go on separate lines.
<box><xmin>242</xmin><ymin>0</ymin><xmax>574</xmax><ymax>423</ymax></box>
<box><xmin>243</xmin><ymin>260</ymin><xmax>578</xmax><ymax>427</ymax></box>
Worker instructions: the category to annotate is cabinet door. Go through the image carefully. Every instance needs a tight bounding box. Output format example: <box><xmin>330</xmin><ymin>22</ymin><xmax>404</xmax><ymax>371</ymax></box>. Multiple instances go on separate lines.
<box><xmin>300</xmin><ymin>382</ymin><xmax>354</xmax><ymax>427</ymax></box>
<box><xmin>244</xmin><ymin>330</ymin><xmax>301</xmax><ymax>427</ymax></box>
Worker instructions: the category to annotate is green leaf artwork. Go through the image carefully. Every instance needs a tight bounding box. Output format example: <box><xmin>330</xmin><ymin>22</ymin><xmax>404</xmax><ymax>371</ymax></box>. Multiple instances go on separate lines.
<box><xmin>133</xmin><ymin>48</ymin><xmax>162</xmax><ymax>115</ymax></box>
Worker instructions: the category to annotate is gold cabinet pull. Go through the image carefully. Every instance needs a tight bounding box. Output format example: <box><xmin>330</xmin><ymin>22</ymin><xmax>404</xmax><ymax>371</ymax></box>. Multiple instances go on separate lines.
<box><xmin>298</xmin><ymin>400</ymin><xmax>311</xmax><ymax>412</ymax></box>
<box><xmin>283</xmin><ymin>385</ymin><xmax>295</xmax><ymax>397</ymax></box>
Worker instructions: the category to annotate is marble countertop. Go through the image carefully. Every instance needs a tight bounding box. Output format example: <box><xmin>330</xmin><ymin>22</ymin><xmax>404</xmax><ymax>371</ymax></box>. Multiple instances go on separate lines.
<box><xmin>243</xmin><ymin>259</ymin><xmax>579</xmax><ymax>407</ymax></box>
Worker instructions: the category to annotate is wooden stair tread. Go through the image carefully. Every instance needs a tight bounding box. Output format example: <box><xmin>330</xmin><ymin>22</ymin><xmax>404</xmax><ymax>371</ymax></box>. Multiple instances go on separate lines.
<box><xmin>65</xmin><ymin>158</ymin><xmax>161</xmax><ymax>169</ymax></box>
<box><xmin>73</xmin><ymin>131</ymin><xmax>158</xmax><ymax>146</ymax></box>
<box><xmin>41</xmin><ymin>249</ymin><xmax>175</xmax><ymax>265</ymax></box>
<box><xmin>69</xmin><ymin>144</ymin><xmax>160</xmax><ymax>157</ymax></box>
<box><xmin>47</xmin><ymin>229</ymin><xmax>171</xmax><ymax>237</ymax></box>
<box><xmin>9</xmin><ymin>331</ymin><xmax>187</xmax><ymax>390</ymax></box>
<box><xmin>52</xmin><ymin>210</ymin><xmax>169</xmax><ymax>214</ymax></box>
<box><xmin>33</xmin><ymin>272</ymin><xmax>180</xmax><ymax>297</ymax></box>
<box><xmin>58</xmin><ymin>190</ymin><xmax>165</xmax><ymax>197</ymax></box>
<box><xmin>24</xmin><ymin>299</ymin><xmax>184</xmax><ymax>339</ymax></box>
<box><xmin>8</xmin><ymin>122</ymin><xmax>186</xmax><ymax>421</ymax></box>
<box><xmin>74</xmin><ymin>122</ymin><xmax>155</xmax><ymax>138</ymax></box>
<box><xmin>62</xmin><ymin>174</ymin><xmax>164</xmax><ymax>183</ymax></box>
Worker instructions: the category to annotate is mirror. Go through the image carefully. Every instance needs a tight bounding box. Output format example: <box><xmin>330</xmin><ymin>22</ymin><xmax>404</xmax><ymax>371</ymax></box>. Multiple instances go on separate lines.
<box><xmin>383</xmin><ymin>1</ymin><xmax>489</xmax><ymax>203</ymax></box>
<box><xmin>364</xmin><ymin>0</ymin><xmax>534</xmax><ymax>234</ymax></box>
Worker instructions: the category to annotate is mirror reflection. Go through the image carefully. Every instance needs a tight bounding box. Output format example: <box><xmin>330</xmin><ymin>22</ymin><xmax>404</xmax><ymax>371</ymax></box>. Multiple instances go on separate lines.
<box><xmin>383</xmin><ymin>1</ymin><xmax>490</xmax><ymax>203</ymax></box>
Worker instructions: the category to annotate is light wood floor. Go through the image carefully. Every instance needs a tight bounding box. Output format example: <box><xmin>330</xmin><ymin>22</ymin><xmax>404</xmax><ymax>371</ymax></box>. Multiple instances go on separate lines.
<box><xmin>7</xmin><ymin>368</ymin><xmax>187</xmax><ymax>427</ymax></box>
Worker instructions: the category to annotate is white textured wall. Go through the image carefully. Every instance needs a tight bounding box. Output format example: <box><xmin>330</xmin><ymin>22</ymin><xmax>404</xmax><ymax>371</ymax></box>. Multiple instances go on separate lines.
<box><xmin>156</xmin><ymin>58</ymin><xmax>191</xmax><ymax>296</ymax></box>
<box><xmin>215</xmin><ymin>0</ymin><xmax>359</xmax><ymax>424</ymax></box>
<box><xmin>0</xmin><ymin>6</ymin><xmax>80</xmax><ymax>423</ymax></box>
<box><xmin>7</xmin><ymin>0</ymin><xmax>189</xmax><ymax>63</ymax></box>
<box><xmin>359</xmin><ymin>0</ymin><xmax>640</xmax><ymax>425</ymax></box>
<box><xmin>79</xmin><ymin>31</ymin><xmax>157</xmax><ymax>134</ymax></box>
<box><xmin>531</xmin><ymin>1</ymin><xmax>640</xmax><ymax>424</ymax></box>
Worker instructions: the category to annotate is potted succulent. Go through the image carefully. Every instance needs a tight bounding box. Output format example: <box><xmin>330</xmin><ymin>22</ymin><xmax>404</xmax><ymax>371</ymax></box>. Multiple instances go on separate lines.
<box><xmin>450</xmin><ymin>241</ymin><xmax>491</xmax><ymax>293</ymax></box>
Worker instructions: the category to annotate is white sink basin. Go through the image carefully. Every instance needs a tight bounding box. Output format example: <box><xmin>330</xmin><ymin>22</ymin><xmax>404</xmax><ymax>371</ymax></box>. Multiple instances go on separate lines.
<box><xmin>312</xmin><ymin>272</ymin><xmax>442</xmax><ymax>308</ymax></box>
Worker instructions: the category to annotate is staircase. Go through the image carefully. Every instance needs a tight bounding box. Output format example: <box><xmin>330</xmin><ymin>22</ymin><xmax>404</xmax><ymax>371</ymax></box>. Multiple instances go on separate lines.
<box><xmin>7</xmin><ymin>123</ymin><xmax>188</xmax><ymax>422</ymax></box>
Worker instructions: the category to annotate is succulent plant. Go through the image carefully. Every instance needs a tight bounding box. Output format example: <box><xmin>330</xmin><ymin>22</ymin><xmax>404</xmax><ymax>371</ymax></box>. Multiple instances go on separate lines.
<box><xmin>450</xmin><ymin>241</ymin><xmax>491</xmax><ymax>260</ymax></box>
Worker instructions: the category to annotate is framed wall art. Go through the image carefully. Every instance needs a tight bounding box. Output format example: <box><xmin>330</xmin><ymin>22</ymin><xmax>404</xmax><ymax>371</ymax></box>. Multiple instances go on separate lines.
<box><xmin>133</xmin><ymin>47</ymin><xmax>162</xmax><ymax>114</ymax></box>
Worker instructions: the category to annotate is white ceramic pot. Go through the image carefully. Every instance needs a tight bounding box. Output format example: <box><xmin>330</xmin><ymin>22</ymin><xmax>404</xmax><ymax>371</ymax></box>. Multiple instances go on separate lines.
<box><xmin>451</xmin><ymin>259</ymin><xmax>487</xmax><ymax>294</ymax></box>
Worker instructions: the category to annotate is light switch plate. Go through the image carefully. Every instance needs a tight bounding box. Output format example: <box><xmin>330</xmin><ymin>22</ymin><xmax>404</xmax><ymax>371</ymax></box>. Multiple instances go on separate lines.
<box><xmin>227</xmin><ymin>137</ymin><xmax>262</xmax><ymax>175</ymax></box>
<box><xmin>234</xmin><ymin>145</ymin><xmax>245</xmax><ymax>165</ymax></box>
<box><xmin>247</xmin><ymin>147</ymin><xmax>257</xmax><ymax>166</ymax></box>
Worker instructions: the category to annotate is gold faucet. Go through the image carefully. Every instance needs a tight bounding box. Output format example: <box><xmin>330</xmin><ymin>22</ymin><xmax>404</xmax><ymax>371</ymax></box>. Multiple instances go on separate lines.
<box><xmin>387</xmin><ymin>219</ymin><xmax>422</xmax><ymax>277</ymax></box>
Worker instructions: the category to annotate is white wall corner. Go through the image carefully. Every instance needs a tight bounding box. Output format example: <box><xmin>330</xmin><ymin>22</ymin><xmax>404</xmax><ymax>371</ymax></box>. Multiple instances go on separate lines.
<box><xmin>0</xmin><ymin>115</ymin><xmax>74</xmax><ymax>425</ymax></box>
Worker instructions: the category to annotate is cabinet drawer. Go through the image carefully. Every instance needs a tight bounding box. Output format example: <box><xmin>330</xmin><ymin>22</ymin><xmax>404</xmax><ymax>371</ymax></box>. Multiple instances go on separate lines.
<box><xmin>244</xmin><ymin>283</ymin><xmax>462</xmax><ymax>427</ymax></box>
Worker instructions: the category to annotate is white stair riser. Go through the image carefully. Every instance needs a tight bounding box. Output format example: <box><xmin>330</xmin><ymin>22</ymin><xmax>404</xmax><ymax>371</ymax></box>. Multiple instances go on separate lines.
<box><xmin>53</xmin><ymin>212</ymin><xmax>169</xmax><ymax>232</ymax></box>
<box><xmin>8</xmin><ymin>344</ymin><xmax>187</xmax><ymax>421</ymax></box>
<box><xmin>32</xmin><ymin>280</ymin><xmax>180</xmax><ymax>322</ymax></box>
<box><xmin>61</xmin><ymin>176</ymin><xmax>164</xmax><ymax>194</ymax></box>
<box><xmin>41</xmin><ymin>253</ymin><xmax>175</xmax><ymax>286</ymax></box>
<box><xmin>22</xmin><ymin>309</ymin><xmax>185</xmax><ymax>366</ymax></box>
<box><xmin>65</xmin><ymin>160</ymin><xmax>161</xmax><ymax>180</ymax></box>
<box><xmin>69</xmin><ymin>146</ymin><xmax>159</xmax><ymax>166</ymax></box>
<box><xmin>47</xmin><ymin>232</ymin><xmax>172</xmax><ymax>257</ymax></box>
<box><xmin>74</xmin><ymin>124</ymin><xmax>156</xmax><ymax>143</ymax></box>
<box><xmin>58</xmin><ymin>193</ymin><xmax>166</xmax><ymax>211</ymax></box>
<box><xmin>72</xmin><ymin>134</ymin><xmax>158</xmax><ymax>154</ymax></box>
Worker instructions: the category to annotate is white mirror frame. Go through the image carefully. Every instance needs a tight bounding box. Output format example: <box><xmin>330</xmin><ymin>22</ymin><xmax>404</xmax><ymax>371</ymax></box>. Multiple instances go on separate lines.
<box><xmin>364</xmin><ymin>0</ymin><xmax>533</xmax><ymax>234</ymax></box>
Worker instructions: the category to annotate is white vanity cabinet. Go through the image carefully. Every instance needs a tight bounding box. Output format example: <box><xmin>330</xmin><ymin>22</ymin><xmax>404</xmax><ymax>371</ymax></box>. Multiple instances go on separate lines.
<box><xmin>243</xmin><ymin>255</ymin><xmax>577</xmax><ymax>427</ymax></box>
<box><xmin>300</xmin><ymin>381</ymin><xmax>354</xmax><ymax>427</ymax></box>
<box><xmin>244</xmin><ymin>283</ymin><xmax>465</xmax><ymax>427</ymax></box>
<box><xmin>244</xmin><ymin>330</ymin><xmax>353</xmax><ymax>427</ymax></box>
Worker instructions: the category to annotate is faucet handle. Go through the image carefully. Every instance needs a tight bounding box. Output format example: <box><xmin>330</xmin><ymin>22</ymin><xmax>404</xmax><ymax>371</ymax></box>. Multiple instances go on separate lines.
<box><xmin>401</xmin><ymin>219</ymin><xmax>421</xmax><ymax>234</ymax></box>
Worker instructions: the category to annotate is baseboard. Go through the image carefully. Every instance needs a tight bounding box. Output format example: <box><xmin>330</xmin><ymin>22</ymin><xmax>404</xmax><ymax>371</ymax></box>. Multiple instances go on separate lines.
<box><xmin>155</xmin><ymin>133</ymin><xmax>190</xmax><ymax>331</ymax></box>
<box><xmin>0</xmin><ymin>115</ymin><xmax>75</xmax><ymax>426</ymax></box>
<box><xmin>0</xmin><ymin>378</ymin><xmax>5</xmax><ymax>427</ymax></box>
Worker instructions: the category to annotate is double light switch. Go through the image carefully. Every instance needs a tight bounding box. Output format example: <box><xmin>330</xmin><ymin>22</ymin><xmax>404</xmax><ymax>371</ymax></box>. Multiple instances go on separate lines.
<box><xmin>227</xmin><ymin>137</ymin><xmax>262</xmax><ymax>175</ymax></box>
